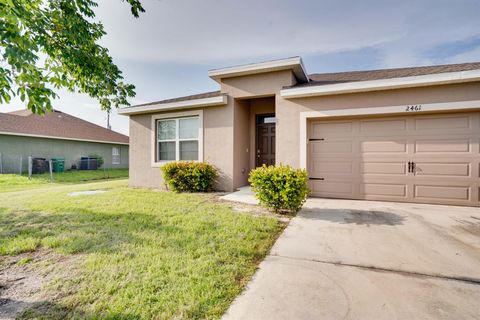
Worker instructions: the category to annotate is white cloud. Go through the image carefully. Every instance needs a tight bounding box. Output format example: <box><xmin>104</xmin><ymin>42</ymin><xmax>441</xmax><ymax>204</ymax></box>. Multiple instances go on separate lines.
<box><xmin>96</xmin><ymin>0</ymin><xmax>480</xmax><ymax>67</ymax></box>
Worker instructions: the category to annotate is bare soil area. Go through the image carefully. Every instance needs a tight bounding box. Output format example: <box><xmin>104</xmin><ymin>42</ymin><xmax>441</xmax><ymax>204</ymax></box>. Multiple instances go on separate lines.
<box><xmin>0</xmin><ymin>250</ymin><xmax>81</xmax><ymax>320</ymax></box>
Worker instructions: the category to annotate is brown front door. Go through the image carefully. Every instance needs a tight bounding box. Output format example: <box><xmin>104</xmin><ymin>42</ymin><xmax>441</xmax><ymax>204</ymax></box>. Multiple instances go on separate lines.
<box><xmin>256</xmin><ymin>114</ymin><xmax>276</xmax><ymax>167</ymax></box>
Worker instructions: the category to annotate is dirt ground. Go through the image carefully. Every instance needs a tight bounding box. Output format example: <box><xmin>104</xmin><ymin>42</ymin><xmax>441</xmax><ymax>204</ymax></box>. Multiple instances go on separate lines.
<box><xmin>0</xmin><ymin>250</ymin><xmax>81</xmax><ymax>320</ymax></box>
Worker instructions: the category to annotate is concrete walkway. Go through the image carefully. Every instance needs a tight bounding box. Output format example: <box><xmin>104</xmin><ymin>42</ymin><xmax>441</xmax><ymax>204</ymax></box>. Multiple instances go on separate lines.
<box><xmin>220</xmin><ymin>186</ymin><xmax>258</xmax><ymax>205</ymax></box>
<box><xmin>223</xmin><ymin>197</ymin><xmax>480</xmax><ymax>319</ymax></box>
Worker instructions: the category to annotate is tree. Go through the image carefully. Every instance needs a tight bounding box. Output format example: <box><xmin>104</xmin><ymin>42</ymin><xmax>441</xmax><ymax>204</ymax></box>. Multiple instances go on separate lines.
<box><xmin>0</xmin><ymin>0</ymin><xmax>145</xmax><ymax>114</ymax></box>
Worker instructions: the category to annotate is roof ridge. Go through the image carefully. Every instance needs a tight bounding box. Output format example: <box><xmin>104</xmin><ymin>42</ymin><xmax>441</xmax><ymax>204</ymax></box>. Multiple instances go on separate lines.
<box><xmin>47</xmin><ymin>110</ymin><xmax>128</xmax><ymax>138</ymax></box>
<box><xmin>308</xmin><ymin>61</ymin><xmax>480</xmax><ymax>77</ymax></box>
<box><xmin>208</xmin><ymin>56</ymin><xmax>300</xmax><ymax>72</ymax></box>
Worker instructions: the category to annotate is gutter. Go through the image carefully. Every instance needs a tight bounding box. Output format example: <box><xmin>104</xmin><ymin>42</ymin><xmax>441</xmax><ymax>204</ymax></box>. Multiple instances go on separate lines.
<box><xmin>118</xmin><ymin>95</ymin><xmax>228</xmax><ymax>115</ymax></box>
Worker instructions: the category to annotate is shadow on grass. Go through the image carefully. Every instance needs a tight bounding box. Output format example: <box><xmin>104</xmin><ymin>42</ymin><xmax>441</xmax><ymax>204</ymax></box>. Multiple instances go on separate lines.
<box><xmin>0</xmin><ymin>206</ymin><xmax>179</xmax><ymax>255</ymax></box>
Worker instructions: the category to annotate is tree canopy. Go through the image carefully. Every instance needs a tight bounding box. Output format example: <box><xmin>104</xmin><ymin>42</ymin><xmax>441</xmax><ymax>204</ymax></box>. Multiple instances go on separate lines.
<box><xmin>0</xmin><ymin>0</ymin><xmax>145</xmax><ymax>114</ymax></box>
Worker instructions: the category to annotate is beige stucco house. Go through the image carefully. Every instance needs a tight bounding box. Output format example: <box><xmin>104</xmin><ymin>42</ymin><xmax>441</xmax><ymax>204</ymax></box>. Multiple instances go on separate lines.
<box><xmin>119</xmin><ymin>57</ymin><xmax>480</xmax><ymax>207</ymax></box>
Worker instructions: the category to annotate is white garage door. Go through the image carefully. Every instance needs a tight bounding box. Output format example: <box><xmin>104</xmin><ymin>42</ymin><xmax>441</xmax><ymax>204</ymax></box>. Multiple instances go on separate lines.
<box><xmin>308</xmin><ymin>112</ymin><xmax>480</xmax><ymax>206</ymax></box>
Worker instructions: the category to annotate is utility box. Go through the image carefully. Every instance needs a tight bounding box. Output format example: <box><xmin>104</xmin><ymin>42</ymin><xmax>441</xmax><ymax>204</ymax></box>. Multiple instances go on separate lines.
<box><xmin>32</xmin><ymin>158</ymin><xmax>48</xmax><ymax>174</ymax></box>
<box><xmin>80</xmin><ymin>157</ymin><xmax>98</xmax><ymax>170</ymax></box>
<box><xmin>51</xmin><ymin>157</ymin><xmax>65</xmax><ymax>172</ymax></box>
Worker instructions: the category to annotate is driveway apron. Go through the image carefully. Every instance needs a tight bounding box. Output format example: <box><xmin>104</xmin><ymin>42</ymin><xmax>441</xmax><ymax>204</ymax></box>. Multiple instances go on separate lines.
<box><xmin>223</xmin><ymin>199</ymin><xmax>480</xmax><ymax>320</ymax></box>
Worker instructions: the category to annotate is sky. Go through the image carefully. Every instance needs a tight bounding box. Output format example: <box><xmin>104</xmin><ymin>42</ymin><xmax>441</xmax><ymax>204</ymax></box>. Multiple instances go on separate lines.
<box><xmin>3</xmin><ymin>0</ymin><xmax>480</xmax><ymax>135</ymax></box>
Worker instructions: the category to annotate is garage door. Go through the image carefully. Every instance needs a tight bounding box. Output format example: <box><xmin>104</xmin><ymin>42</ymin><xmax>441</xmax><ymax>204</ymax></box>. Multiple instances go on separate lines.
<box><xmin>308</xmin><ymin>112</ymin><xmax>480</xmax><ymax>206</ymax></box>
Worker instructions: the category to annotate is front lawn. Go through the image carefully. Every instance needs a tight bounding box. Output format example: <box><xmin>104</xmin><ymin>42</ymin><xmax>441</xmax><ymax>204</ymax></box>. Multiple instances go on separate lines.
<box><xmin>0</xmin><ymin>168</ymin><xmax>128</xmax><ymax>192</ymax></box>
<box><xmin>0</xmin><ymin>180</ymin><xmax>284</xmax><ymax>319</ymax></box>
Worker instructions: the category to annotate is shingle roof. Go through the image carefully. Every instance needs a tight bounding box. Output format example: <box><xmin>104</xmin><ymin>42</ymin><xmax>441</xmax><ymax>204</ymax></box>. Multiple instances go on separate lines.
<box><xmin>302</xmin><ymin>62</ymin><xmax>480</xmax><ymax>87</ymax></box>
<box><xmin>128</xmin><ymin>61</ymin><xmax>480</xmax><ymax>110</ymax></box>
<box><xmin>132</xmin><ymin>91</ymin><xmax>223</xmax><ymax>108</ymax></box>
<box><xmin>0</xmin><ymin>110</ymin><xmax>129</xmax><ymax>144</ymax></box>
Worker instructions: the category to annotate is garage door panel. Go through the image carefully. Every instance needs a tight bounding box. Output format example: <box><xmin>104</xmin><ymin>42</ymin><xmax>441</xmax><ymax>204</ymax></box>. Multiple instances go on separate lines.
<box><xmin>310</xmin><ymin>160</ymin><xmax>353</xmax><ymax>175</ymax></box>
<box><xmin>414</xmin><ymin>185</ymin><xmax>470</xmax><ymax>201</ymax></box>
<box><xmin>311</xmin><ymin>121</ymin><xmax>353</xmax><ymax>137</ymax></box>
<box><xmin>310</xmin><ymin>140</ymin><xmax>353</xmax><ymax>154</ymax></box>
<box><xmin>361</xmin><ymin>140</ymin><xmax>407</xmax><ymax>153</ymax></box>
<box><xmin>414</xmin><ymin>115</ymin><xmax>471</xmax><ymax>131</ymax></box>
<box><xmin>414</xmin><ymin>162</ymin><xmax>470</xmax><ymax>177</ymax></box>
<box><xmin>361</xmin><ymin>183</ymin><xmax>407</xmax><ymax>197</ymax></box>
<box><xmin>415</xmin><ymin>139</ymin><xmax>471</xmax><ymax>153</ymax></box>
<box><xmin>360</xmin><ymin>119</ymin><xmax>406</xmax><ymax>134</ymax></box>
<box><xmin>361</xmin><ymin>162</ymin><xmax>407</xmax><ymax>175</ymax></box>
<box><xmin>310</xmin><ymin>180</ymin><xmax>354</xmax><ymax>198</ymax></box>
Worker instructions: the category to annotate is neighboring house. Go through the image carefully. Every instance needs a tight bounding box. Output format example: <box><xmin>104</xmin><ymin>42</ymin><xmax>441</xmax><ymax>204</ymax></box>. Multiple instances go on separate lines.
<box><xmin>119</xmin><ymin>57</ymin><xmax>480</xmax><ymax>207</ymax></box>
<box><xmin>0</xmin><ymin>109</ymin><xmax>129</xmax><ymax>173</ymax></box>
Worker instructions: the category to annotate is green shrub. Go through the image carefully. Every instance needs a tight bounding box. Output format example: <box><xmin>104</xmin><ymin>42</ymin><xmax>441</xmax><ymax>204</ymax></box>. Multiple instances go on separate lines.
<box><xmin>249</xmin><ymin>164</ymin><xmax>309</xmax><ymax>213</ymax></box>
<box><xmin>161</xmin><ymin>162</ymin><xmax>217</xmax><ymax>192</ymax></box>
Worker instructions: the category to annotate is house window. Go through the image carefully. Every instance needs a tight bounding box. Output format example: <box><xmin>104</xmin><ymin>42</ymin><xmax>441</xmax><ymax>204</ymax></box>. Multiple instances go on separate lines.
<box><xmin>156</xmin><ymin>116</ymin><xmax>199</xmax><ymax>162</ymax></box>
<box><xmin>112</xmin><ymin>147</ymin><xmax>121</xmax><ymax>164</ymax></box>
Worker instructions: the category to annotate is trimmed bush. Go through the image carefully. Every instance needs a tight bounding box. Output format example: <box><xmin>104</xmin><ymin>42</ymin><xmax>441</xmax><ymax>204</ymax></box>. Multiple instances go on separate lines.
<box><xmin>161</xmin><ymin>161</ymin><xmax>217</xmax><ymax>192</ymax></box>
<box><xmin>249</xmin><ymin>164</ymin><xmax>309</xmax><ymax>213</ymax></box>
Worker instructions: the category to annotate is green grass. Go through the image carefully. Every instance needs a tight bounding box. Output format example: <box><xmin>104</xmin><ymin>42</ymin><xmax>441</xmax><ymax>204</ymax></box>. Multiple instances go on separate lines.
<box><xmin>0</xmin><ymin>180</ymin><xmax>284</xmax><ymax>319</ymax></box>
<box><xmin>0</xmin><ymin>169</ymin><xmax>128</xmax><ymax>192</ymax></box>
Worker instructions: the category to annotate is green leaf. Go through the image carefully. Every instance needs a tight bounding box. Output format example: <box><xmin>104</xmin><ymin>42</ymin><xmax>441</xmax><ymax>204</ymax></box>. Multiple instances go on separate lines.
<box><xmin>0</xmin><ymin>0</ymin><xmax>145</xmax><ymax>114</ymax></box>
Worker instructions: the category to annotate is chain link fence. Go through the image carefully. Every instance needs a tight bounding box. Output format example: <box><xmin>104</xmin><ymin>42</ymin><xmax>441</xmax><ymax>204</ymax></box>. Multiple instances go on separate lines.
<box><xmin>0</xmin><ymin>153</ymin><xmax>128</xmax><ymax>182</ymax></box>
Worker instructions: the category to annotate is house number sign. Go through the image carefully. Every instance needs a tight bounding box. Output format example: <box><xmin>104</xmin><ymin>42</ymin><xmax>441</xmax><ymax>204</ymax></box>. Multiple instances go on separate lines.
<box><xmin>405</xmin><ymin>104</ymin><xmax>422</xmax><ymax>112</ymax></box>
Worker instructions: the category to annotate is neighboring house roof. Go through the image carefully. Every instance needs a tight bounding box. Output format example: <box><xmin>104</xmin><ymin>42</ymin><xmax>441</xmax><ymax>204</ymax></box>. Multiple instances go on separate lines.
<box><xmin>0</xmin><ymin>109</ymin><xmax>129</xmax><ymax>145</ymax></box>
<box><xmin>303</xmin><ymin>62</ymin><xmax>480</xmax><ymax>87</ymax></box>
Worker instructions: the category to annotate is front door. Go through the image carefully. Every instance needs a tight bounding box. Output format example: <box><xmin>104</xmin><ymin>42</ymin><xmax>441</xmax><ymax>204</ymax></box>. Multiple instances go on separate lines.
<box><xmin>256</xmin><ymin>114</ymin><xmax>276</xmax><ymax>167</ymax></box>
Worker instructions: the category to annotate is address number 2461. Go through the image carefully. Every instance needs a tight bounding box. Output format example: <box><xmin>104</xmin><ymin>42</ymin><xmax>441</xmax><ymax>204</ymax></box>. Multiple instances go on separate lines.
<box><xmin>405</xmin><ymin>105</ymin><xmax>422</xmax><ymax>112</ymax></box>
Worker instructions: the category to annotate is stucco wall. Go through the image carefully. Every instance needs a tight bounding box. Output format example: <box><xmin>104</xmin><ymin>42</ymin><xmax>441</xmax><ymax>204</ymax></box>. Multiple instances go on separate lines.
<box><xmin>128</xmin><ymin>113</ymin><xmax>162</xmax><ymax>188</ymax></box>
<box><xmin>0</xmin><ymin>135</ymin><xmax>128</xmax><ymax>173</ymax></box>
<box><xmin>204</xmin><ymin>104</ymin><xmax>234</xmax><ymax>191</ymax></box>
<box><xmin>221</xmin><ymin>70</ymin><xmax>296</xmax><ymax>98</ymax></box>
<box><xmin>233</xmin><ymin>99</ymin><xmax>250</xmax><ymax>189</ymax></box>
<box><xmin>276</xmin><ymin>82</ymin><xmax>480</xmax><ymax>167</ymax></box>
<box><xmin>128</xmin><ymin>104</ymin><xmax>234</xmax><ymax>191</ymax></box>
<box><xmin>128</xmin><ymin>70</ymin><xmax>298</xmax><ymax>192</ymax></box>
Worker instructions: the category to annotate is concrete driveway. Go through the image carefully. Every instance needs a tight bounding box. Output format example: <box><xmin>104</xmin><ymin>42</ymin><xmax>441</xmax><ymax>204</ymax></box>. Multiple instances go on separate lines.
<box><xmin>223</xmin><ymin>198</ymin><xmax>480</xmax><ymax>320</ymax></box>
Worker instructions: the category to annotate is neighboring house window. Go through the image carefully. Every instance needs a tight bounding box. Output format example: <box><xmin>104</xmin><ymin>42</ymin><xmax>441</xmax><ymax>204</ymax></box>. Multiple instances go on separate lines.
<box><xmin>112</xmin><ymin>147</ymin><xmax>121</xmax><ymax>165</ymax></box>
<box><xmin>156</xmin><ymin>116</ymin><xmax>199</xmax><ymax>162</ymax></box>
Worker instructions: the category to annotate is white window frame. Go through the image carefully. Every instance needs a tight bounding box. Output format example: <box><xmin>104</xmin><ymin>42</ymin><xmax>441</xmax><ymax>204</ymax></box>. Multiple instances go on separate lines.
<box><xmin>151</xmin><ymin>110</ymin><xmax>203</xmax><ymax>167</ymax></box>
<box><xmin>112</xmin><ymin>147</ymin><xmax>121</xmax><ymax>165</ymax></box>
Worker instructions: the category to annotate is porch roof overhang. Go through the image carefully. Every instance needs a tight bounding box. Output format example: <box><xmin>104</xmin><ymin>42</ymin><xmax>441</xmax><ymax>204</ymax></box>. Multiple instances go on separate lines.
<box><xmin>208</xmin><ymin>56</ymin><xmax>309</xmax><ymax>84</ymax></box>
<box><xmin>280</xmin><ymin>69</ymin><xmax>480</xmax><ymax>98</ymax></box>
<box><xmin>118</xmin><ymin>95</ymin><xmax>228</xmax><ymax>115</ymax></box>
